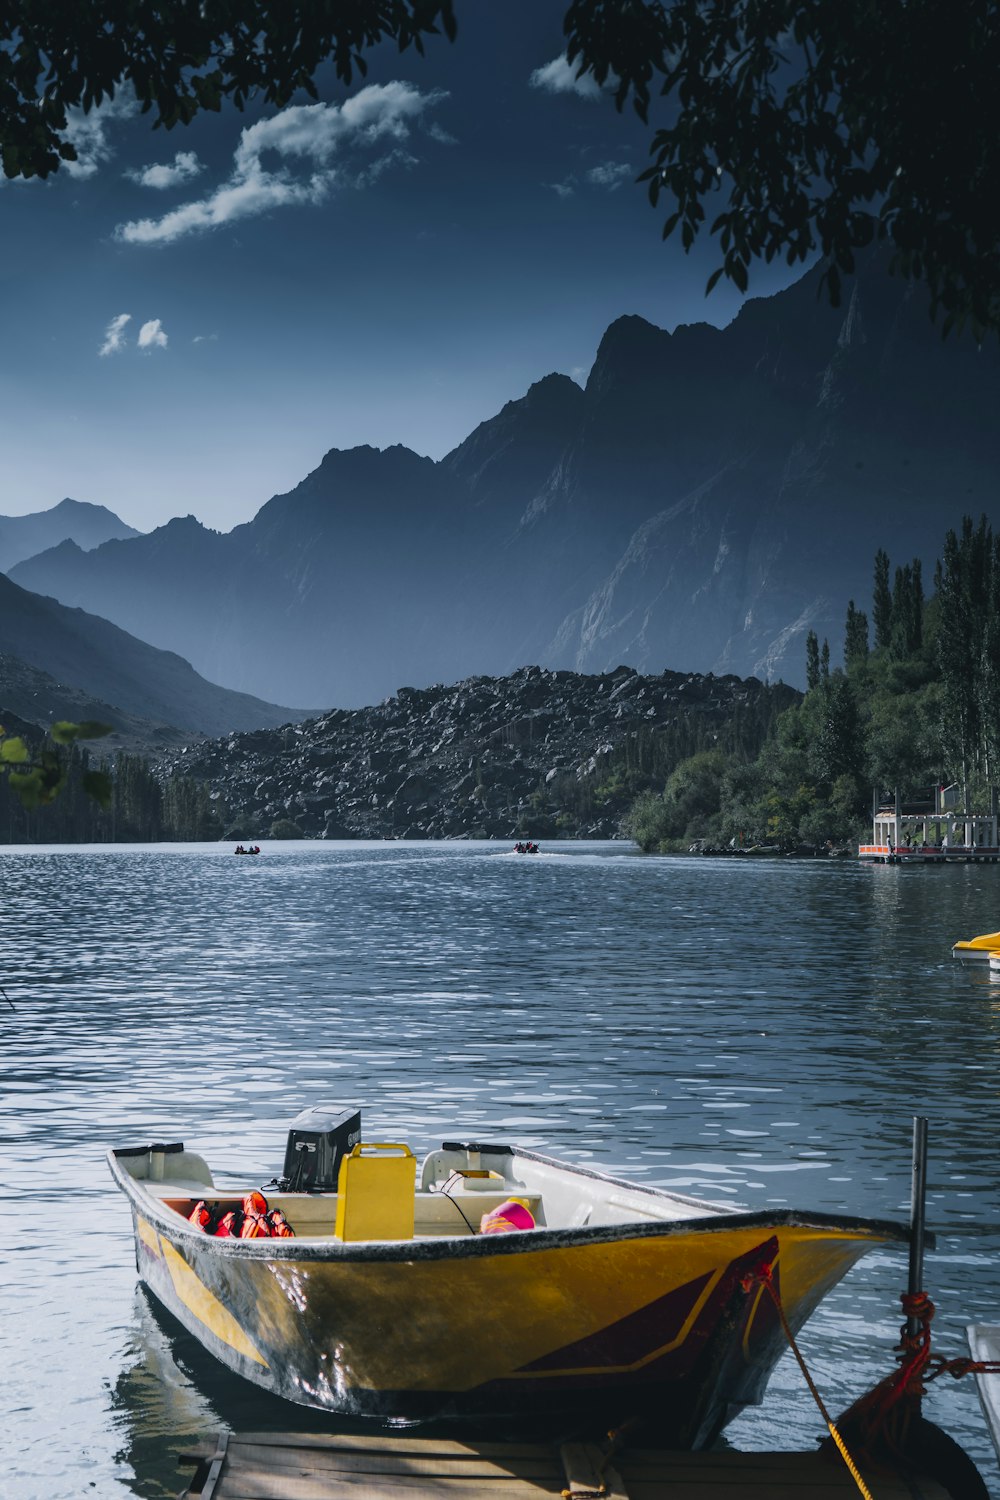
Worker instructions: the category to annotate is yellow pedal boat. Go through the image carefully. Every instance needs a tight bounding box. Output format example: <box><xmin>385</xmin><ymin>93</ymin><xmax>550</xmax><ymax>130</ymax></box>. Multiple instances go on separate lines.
<box><xmin>952</xmin><ymin>929</ymin><xmax>1000</xmax><ymax>957</ymax></box>
<box><xmin>109</xmin><ymin>1121</ymin><xmax>910</xmax><ymax>1449</ymax></box>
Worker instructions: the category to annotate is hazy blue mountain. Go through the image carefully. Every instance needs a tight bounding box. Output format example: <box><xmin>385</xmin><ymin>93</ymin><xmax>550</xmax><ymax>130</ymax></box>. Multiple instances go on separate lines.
<box><xmin>0</xmin><ymin>650</ymin><xmax>196</xmax><ymax>756</ymax></box>
<box><xmin>0</xmin><ymin>573</ymin><xmax>308</xmax><ymax>735</ymax></box>
<box><xmin>0</xmin><ymin>498</ymin><xmax>139</xmax><ymax>572</ymax></box>
<box><xmin>12</xmin><ymin>255</ymin><xmax>1000</xmax><ymax>706</ymax></box>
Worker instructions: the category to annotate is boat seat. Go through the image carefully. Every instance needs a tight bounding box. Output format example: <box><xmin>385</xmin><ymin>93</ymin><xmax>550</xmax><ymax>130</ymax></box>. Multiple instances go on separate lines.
<box><xmin>414</xmin><ymin>1189</ymin><xmax>544</xmax><ymax>1235</ymax></box>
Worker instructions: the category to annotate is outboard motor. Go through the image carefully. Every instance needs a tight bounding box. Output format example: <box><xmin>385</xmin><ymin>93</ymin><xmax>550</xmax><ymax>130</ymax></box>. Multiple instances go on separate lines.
<box><xmin>281</xmin><ymin>1106</ymin><xmax>361</xmax><ymax>1192</ymax></box>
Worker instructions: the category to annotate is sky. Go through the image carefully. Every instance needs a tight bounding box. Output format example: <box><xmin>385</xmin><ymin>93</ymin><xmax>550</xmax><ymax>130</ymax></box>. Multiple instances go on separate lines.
<box><xmin>0</xmin><ymin>5</ymin><xmax>810</xmax><ymax>535</ymax></box>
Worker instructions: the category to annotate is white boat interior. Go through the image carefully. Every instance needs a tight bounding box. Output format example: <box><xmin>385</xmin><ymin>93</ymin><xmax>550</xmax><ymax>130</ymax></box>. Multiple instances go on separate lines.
<box><xmin>120</xmin><ymin>1141</ymin><xmax>732</xmax><ymax>1243</ymax></box>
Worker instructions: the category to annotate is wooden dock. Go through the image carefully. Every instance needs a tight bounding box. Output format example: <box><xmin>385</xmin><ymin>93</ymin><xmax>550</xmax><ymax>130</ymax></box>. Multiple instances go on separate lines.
<box><xmin>177</xmin><ymin>1430</ymin><xmax>952</xmax><ymax>1500</ymax></box>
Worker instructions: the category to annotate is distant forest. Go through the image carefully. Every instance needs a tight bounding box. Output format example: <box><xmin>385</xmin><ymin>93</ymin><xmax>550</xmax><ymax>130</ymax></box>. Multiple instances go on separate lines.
<box><xmin>0</xmin><ymin>751</ymin><xmax>224</xmax><ymax>844</ymax></box>
<box><xmin>621</xmin><ymin>515</ymin><xmax>1000</xmax><ymax>853</ymax></box>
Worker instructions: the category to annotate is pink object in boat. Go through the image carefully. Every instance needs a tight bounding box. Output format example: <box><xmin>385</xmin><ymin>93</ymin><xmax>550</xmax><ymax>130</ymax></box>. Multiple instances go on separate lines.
<box><xmin>479</xmin><ymin>1198</ymin><xmax>536</xmax><ymax>1234</ymax></box>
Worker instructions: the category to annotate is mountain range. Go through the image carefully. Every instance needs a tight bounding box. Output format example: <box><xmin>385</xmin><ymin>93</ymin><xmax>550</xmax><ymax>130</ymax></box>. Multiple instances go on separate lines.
<box><xmin>0</xmin><ymin>572</ymin><xmax>306</xmax><ymax>741</ymax></box>
<box><xmin>7</xmin><ymin>252</ymin><xmax>1000</xmax><ymax>713</ymax></box>
<box><xmin>0</xmin><ymin>497</ymin><xmax>137</xmax><ymax>572</ymax></box>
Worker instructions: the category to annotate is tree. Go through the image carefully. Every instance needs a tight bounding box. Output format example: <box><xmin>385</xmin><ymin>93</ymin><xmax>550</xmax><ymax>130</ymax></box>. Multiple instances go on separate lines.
<box><xmin>567</xmin><ymin>0</ymin><xmax>1000</xmax><ymax>334</ymax></box>
<box><xmin>3</xmin><ymin>2</ymin><xmax>999</xmax><ymax>332</ymax></box>
<box><xmin>805</xmin><ymin>630</ymin><xmax>820</xmax><ymax>691</ymax></box>
<box><xmin>0</xmin><ymin>3</ymin><xmax>456</xmax><ymax>180</ymax></box>
<box><xmin>844</xmin><ymin>600</ymin><xmax>869</xmax><ymax>671</ymax></box>
<box><xmin>873</xmin><ymin>549</ymin><xmax>893</xmax><ymax>651</ymax></box>
<box><xmin>809</xmin><ymin>674</ymin><xmax>864</xmax><ymax>786</ymax></box>
<box><xmin>890</xmin><ymin>562</ymin><xmax>923</xmax><ymax>658</ymax></box>
<box><xmin>0</xmin><ymin>719</ymin><xmax>111</xmax><ymax>809</ymax></box>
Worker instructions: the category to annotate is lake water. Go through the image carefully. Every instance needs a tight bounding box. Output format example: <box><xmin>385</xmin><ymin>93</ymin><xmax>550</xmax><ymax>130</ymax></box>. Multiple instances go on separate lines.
<box><xmin>3</xmin><ymin>841</ymin><xmax>1000</xmax><ymax>1499</ymax></box>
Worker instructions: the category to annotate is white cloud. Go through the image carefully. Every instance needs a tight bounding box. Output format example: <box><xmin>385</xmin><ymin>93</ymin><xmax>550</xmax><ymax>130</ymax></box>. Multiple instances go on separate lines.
<box><xmin>354</xmin><ymin>148</ymin><xmax>419</xmax><ymax>189</ymax></box>
<box><xmin>137</xmin><ymin>319</ymin><xmax>168</xmax><ymax>350</ymax></box>
<box><xmin>115</xmin><ymin>83</ymin><xmax>447</xmax><ymax>247</ymax></box>
<box><xmin>127</xmin><ymin>151</ymin><xmax>204</xmax><ymax>190</ymax></box>
<box><xmin>99</xmin><ymin>313</ymin><xmax>132</xmax><ymax>357</ymax></box>
<box><xmin>547</xmin><ymin>161</ymin><xmax>632</xmax><ymax>198</ymax></box>
<box><xmin>63</xmin><ymin>89</ymin><xmax>140</xmax><ymax>179</ymax></box>
<box><xmin>587</xmin><ymin>161</ymin><xmax>633</xmax><ymax>190</ymax></box>
<box><xmin>529</xmin><ymin>56</ymin><xmax>604</xmax><ymax>101</ymax></box>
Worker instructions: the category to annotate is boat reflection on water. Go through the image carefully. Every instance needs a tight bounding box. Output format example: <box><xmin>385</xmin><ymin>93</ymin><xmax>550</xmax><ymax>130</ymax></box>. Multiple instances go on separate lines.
<box><xmin>109</xmin><ymin>1290</ymin><xmax>357</xmax><ymax>1499</ymax></box>
<box><xmin>113</xmin><ymin>1285</ymin><xmax>623</xmax><ymax>1500</ymax></box>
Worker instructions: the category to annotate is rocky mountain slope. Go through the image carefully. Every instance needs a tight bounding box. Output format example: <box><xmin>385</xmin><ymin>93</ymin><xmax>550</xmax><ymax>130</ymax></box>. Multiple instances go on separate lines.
<box><xmin>162</xmin><ymin>666</ymin><xmax>796</xmax><ymax>841</ymax></box>
<box><xmin>12</xmin><ymin>254</ymin><xmax>999</xmax><ymax>708</ymax></box>
<box><xmin>0</xmin><ymin>497</ymin><xmax>138</xmax><ymax>572</ymax></box>
<box><xmin>0</xmin><ymin>573</ymin><xmax>309</xmax><ymax>737</ymax></box>
<box><xmin>0</xmin><ymin>652</ymin><xmax>197</xmax><ymax>757</ymax></box>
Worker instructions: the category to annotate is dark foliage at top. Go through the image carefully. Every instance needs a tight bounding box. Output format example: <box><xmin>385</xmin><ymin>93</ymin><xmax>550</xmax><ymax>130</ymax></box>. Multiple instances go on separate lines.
<box><xmin>2</xmin><ymin>1</ymin><xmax>998</xmax><ymax>331</ymax></box>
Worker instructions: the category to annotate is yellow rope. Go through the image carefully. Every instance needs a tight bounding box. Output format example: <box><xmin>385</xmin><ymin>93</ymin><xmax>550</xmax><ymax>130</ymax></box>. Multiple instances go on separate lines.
<box><xmin>754</xmin><ymin>1268</ymin><xmax>878</xmax><ymax>1500</ymax></box>
<box><xmin>826</xmin><ymin>1422</ymin><xmax>876</xmax><ymax>1500</ymax></box>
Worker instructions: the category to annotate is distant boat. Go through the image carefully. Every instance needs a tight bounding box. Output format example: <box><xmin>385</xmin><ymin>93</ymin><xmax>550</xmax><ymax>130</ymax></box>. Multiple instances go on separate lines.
<box><xmin>108</xmin><ymin>1119</ymin><xmax>909</xmax><ymax>1446</ymax></box>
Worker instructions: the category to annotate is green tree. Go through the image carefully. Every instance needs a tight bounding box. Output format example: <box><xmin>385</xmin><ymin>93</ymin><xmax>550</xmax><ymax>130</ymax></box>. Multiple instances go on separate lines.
<box><xmin>805</xmin><ymin>630</ymin><xmax>820</xmax><ymax>691</ymax></box>
<box><xmin>3</xmin><ymin>2</ymin><xmax>1000</xmax><ymax>330</ymax></box>
<box><xmin>873</xmin><ymin>548</ymin><xmax>893</xmax><ymax>650</ymax></box>
<box><xmin>890</xmin><ymin>561</ymin><xmax>923</xmax><ymax>659</ymax></box>
<box><xmin>809</xmin><ymin>674</ymin><xmax>864</xmax><ymax>786</ymax></box>
<box><xmin>844</xmin><ymin>601</ymin><xmax>869</xmax><ymax>671</ymax></box>
<box><xmin>568</xmin><ymin>0</ymin><xmax>1000</xmax><ymax>334</ymax></box>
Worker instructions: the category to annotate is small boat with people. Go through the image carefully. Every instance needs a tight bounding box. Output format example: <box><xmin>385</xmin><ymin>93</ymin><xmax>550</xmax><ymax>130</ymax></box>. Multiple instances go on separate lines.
<box><xmin>108</xmin><ymin>1105</ymin><xmax>911</xmax><ymax>1446</ymax></box>
<box><xmin>234</xmin><ymin>844</ymin><xmax>261</xmax><ymax>855</ymax></box>
<box><xmin>512</xmin><ymin>840</ymin><xmax>539</xmax><ymax>854</ymax></box>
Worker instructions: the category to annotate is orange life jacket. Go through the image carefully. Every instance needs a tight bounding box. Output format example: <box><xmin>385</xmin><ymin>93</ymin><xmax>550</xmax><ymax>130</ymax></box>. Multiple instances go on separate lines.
<box><xmin>240</xmin><ymin>1212</ymin><xmax>271</xmax><ymax>1238</ymax></box>
<box><xmin>214</xmin><ymin>1210</ymin><xmax>243</xmax><ymax>1237</ymax></box>
<box><xmin>188</xmin><ymin>1200</ymin><xmax>213</xmax><ymax>1231</ymax></box>
<box><xmin>266</xmin><ymin>1208</ymin><xmax>295</xmax><ymax>1238</ymax></box>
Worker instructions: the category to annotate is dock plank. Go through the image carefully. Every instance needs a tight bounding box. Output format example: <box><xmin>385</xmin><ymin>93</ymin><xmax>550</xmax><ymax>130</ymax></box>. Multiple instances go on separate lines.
<box><xmin>179</xmin><ymin>1431</ymin><xmax>953</xmax><ymax>1500</ymax></box>
<box><xmin>228</xmin><ymin>1442</ymin><xmax>563</xmax><ymax>1482</ymax></box>
<box><xmin>217</xmin><ymin>1462</ymin><xmax>557</xmax><ymax>1500</ymax></box>
<box><xmin>229</xmin><ymin>1435</ymin><xmax>555</xmax><ymax>1460</ymax></box>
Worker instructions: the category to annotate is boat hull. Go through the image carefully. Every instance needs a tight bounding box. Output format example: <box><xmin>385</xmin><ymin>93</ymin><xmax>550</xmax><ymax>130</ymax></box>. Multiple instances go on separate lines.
<box><xmin>115</xmin><ymin>1154</ymin><xmax>901</xmax><ymax>1448</ymax></box>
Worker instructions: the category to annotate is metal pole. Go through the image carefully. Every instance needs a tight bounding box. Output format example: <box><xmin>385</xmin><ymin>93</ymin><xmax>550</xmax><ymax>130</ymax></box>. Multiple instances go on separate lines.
<box><xmin>907</xmin><ymin>1116</ymin><xmax>929</xmax><ymax>1338</ymax></box>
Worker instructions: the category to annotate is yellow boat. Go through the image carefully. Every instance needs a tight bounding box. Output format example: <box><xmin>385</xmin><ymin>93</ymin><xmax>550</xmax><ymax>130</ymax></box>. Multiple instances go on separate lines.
<box><xmin>108</xmin><ymin>1115</ymin><xmax>910</xmax><ymax>1449</ymax></box>
<box><xmin>952</xmin><ymin>929</ymin><xmax>1000</xmax><ymax>957</ymax></box>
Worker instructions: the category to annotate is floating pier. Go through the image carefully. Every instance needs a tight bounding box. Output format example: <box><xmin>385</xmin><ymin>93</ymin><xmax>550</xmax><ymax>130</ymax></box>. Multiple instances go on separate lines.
<box><xmin>177</xmin><ymin>1429</ymin><xmax>952</xmax><ymax>1500</ymax></box>
<box><xmin>859</xmin><ymin>784</ymin><xmax>1000</xmax><ymax>863</ymax></box>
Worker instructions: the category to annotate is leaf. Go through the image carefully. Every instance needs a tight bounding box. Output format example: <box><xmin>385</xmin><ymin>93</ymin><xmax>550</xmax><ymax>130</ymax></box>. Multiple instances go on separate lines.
<box><xmin>7</xmin><ymin>768</ymin><xmax>44</xmax><ymax>808</ymax></box>
<box><xmin>49</xmin><ymin>720</ymin><xmax>111</xmax><ymax>744</ymax></box>
<box><xmin>0</xmin><ymin>737</ymin><xmax>30</xmax><ymax>764</ymax></box>
<box><xmin>49</xmin><ymin>721</ymin><xmax>80</xmax><ymax>744</ymax></box>
<box><xmin>82</xmin><ymin>770</ymin><xmax>113</xmax><ymax>809</ymax></box>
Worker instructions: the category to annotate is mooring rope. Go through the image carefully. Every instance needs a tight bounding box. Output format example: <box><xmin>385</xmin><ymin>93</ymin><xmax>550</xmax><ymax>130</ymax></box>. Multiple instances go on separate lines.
<box><xmin>741</xmin><ymin>1257</ymin><xmax>877</xmax><ymax>1500</ymax></box>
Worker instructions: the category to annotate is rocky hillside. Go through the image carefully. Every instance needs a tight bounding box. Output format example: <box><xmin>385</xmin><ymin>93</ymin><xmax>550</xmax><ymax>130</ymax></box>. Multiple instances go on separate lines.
<box><xmin>0</xmin><ymin>652</ymin><xmax>196</xmax><ymax>757</ymax></box>
<box><xmin>162</xmin><ymin>666</ymin><xmax>797</xmax><ymax>841</ymax></box>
